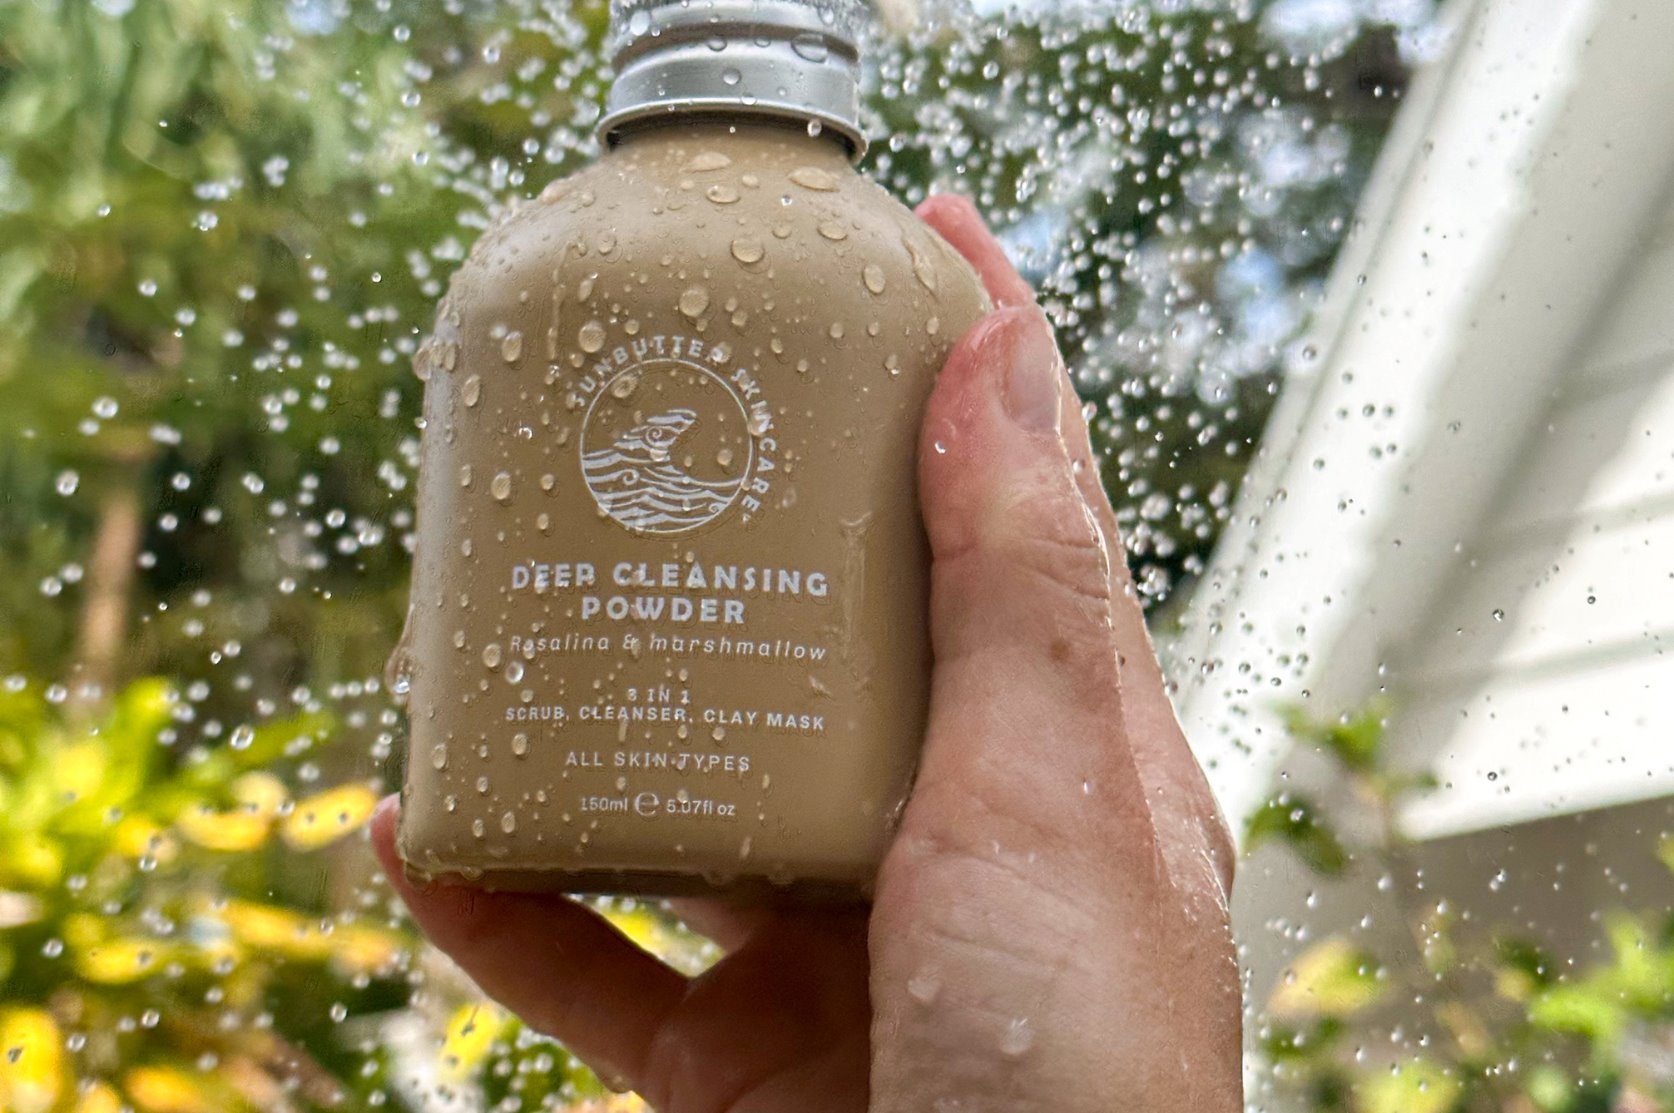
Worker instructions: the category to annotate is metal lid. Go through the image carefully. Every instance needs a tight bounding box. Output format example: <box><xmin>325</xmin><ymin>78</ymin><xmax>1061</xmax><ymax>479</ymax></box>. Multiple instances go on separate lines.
<box><xmin>598</xmin><ymin>0</ymin><xmax>870</xmax><ymax>159</ymax></box>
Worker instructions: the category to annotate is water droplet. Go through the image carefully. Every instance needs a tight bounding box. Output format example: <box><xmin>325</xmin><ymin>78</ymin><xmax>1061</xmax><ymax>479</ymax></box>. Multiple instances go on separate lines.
<box><xmin>482</xmin><ymin>642</ymin><xmax>503</xmax><ymax>669</ymax></box>
<box><xmin>863</xmin><ymin>264</ymin><xmax>887</xmax><ymax>294</ymax></box>
<box><xmin>431</xmin><ymin>744</ymin><xmax>449</xmax><ymax>770</ymax></box>
<box><xmin>817</xmin><ymin>220</ymin><xmax>848</xmax><ymax>241</ymax></box>
<box><xmin>511</xmin><ymin>732</ymin><xmax>529</xmax><ymax>757</ymax></box>
<box><xmin>721</xmin><ymin>67</ymin><xmax>742</xmax><ymax>86</ymax></box>
<box><xmin>747</xmin><ymin>409</ymin><xmax>771</xmax><ymax>436</ymax></box>
<box><xmin>683</xmin><ymin>151</ymin><xmax>732</xmax><ymax>173</ymax></box>
<box><xmin>611</xmin><ymin>372</ymin><xmax>640</xmax><ymax>399</ymax></box>
<box><xmin>461</xmin><ymin>375</ymin><xmax>482</xmax><ymax>407</ymax></box>
<box><xmin>579</xmin><ymin>320</ymin><xmax>606</xmax><ymax>352</ymax></box>
<box><xmin>828</xmin><ymin>321</ymin><xmax>845</xmax><ymax>340</ymax></box>
<box><xmin>501</xmin><ymin>810</ymin><xmax>517</xmax><ymax>834</ymax></box>
<box><xmin>55</xmin><ymin>471</ymin><xmax>79</xmax><ymax>497</ymax></box>
<box><xmin>1000</xmin><ymin>1017</ymin><xmax>1034</xmax><ymax>1058</ymax></box>
<box><xmin>491</xmin><ymin>471</ymin><xmax>513</xmax><ymax>502</ymax></box>
<box><xmin>706</xmin><ymin>184</ymin><xmax>740</xmax><ymax>204</ymax></box>
<box><xmin>500</xmin><ymin>330</ymin><xmax>523</xmax><ymax>363</ymax></box>
<box><xmin>229</xmin><ymin>724</ymin><xmax>255</xmax><ymax>751</ymax></box>
<box><xmin>908</xmin><ymin>240</ymin><xmax>939</xmax><ymax>293</ymax></box>
<box><xmin>626</xmin><ymin>9</ymin><xmax>651</xmax><ymax>35</ymax></box>
<box><xmin>731</xmin><ymin>238</ymin><xmax>765</xmax><ymax>264</ymax></box>
<box><xmin>791</xmin><ymin>33</ymin><xmax>829</xmax><ymax>62</ymax></box>
<box><xmin>788</xmin><ymin>166</ymin><xmax>840</xmax><ymax>192</ymax></box>
<box><xmin>679</xmin><ymin>286</ymin><xmax>711</xmax><ymax>319</ymax></box>
<box><xmin>1491</xmin><ymin>608</ymin><xmax>1505</xmax><ymax>622</ymax></box>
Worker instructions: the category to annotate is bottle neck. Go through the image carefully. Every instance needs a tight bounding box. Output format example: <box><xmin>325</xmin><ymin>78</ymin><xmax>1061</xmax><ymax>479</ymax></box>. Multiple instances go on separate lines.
<box><xmin>596</xmin><ymin>1</ymin><xmax>867</xmax><ymax>159</ymax></box>
<box><xmin>608</xmin><ymin>112</ymin><xmax>856</xmax><ymax>160</ymax></box>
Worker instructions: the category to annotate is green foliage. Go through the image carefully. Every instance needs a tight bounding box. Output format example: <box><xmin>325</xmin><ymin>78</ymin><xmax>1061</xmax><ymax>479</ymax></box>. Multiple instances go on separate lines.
<box><xmin>1245</xmin><ymin>791</ymin><xmax>1351</xmax><ymax>876</ymax></box>
<box><xmin>1257</xmin><ymin>707</ymin><xmax>1674</xmax><ymax>1113</ymax></box>
<box><xmin>0</xmin><ymin>677</ymin><xmax>406</xmax><ymax>1112</ymax></box>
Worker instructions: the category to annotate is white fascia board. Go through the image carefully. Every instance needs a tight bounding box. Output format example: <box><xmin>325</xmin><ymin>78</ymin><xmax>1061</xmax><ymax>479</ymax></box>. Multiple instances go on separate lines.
<box><xmin>1167</xmin><ymin>0</ymin><xmax>1674</xmax><ymax>835</ymax></box>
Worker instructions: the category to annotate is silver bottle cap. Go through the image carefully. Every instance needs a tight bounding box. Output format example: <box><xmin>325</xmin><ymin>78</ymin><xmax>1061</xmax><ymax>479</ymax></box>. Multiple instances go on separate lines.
<box><xmin>598</xmin><ymin>0</ymin><xmax>869</xmax><ymax>159</ymax></box>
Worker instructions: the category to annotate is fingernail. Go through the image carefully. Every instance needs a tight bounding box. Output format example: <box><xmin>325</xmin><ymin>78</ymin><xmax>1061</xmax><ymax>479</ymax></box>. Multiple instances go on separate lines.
<box><xmin>998</xmin><ymin>309</ymin><xmax>1062</xmax><ymax>432</ymax></box>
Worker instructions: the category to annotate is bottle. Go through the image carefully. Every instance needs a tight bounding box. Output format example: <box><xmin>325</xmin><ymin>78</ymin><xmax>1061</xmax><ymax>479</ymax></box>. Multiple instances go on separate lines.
<box><xmin>392</xmin><ymin>0</ymin><xmax>989</xmax><ymax>898</ymax></box>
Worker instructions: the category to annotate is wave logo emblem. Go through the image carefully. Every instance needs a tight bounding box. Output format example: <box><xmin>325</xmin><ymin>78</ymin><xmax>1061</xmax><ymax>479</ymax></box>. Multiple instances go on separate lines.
<box><xmin>579</xmin><ymin>357</ymin><xmax>754</xmax><ymax>536</ymax></box>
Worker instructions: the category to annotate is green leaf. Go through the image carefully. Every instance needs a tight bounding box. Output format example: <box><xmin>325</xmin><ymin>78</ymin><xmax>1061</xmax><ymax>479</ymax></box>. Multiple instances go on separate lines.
<box><xmin>1268</xmin><ymin>937</ymin><xmax>1387</xmax><ymax>1020</ymax></box>
<box><xmin>1244</xmin><ymin>792</ymin><xmax>1350</xmax><ymax>875</ymax></box>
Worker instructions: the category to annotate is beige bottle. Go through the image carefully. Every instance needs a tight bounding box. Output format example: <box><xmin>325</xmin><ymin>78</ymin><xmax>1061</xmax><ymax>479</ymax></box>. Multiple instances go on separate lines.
<box><xmin>393</xmin><ymin>0</ymin><xmax>988</xmax><ymax>898</ymax></box>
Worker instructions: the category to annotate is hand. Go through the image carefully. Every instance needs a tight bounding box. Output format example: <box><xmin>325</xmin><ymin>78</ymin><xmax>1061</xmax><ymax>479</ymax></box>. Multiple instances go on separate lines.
<box><xmin>370</xmin><ymin>195</ymin><xmax>1241</xmax><ymax>1113</ymax></box>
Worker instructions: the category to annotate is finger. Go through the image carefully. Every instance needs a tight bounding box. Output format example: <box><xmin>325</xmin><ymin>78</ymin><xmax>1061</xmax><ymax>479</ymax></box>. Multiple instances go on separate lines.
<box><xmin>918</xmin><ymin>196</ymin><xmax>1235</xmax><ymax>891</ymax></box>
<box><xmin>1054</xmin><ymin>381</ymin><xmax>1238</xmax><ymax>894</ymax></box>
<box><xmin>664</xmin><ymin>897</ymin><xmax>774</xmax><ymax>953</ymax></box>
<box><xmin>372</xmin><ymin>797</ymin><xmax>687</xmax><ymax>1090</ymax></box>
<box><xmin>915</xmin><ymin>194</ymin><xmax>1036</xmax><ymax>309</ymax></box>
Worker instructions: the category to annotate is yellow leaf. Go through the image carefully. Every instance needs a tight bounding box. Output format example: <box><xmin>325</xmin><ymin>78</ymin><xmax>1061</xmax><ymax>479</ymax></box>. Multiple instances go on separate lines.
<box><xmin>438</xmin><ymin>1004</ymin><xmax>510</xmax><ymax>1083</ymax></box>
<box><xmin>73</xmin><ymin>1081</ymin><xmax>124</xmax><ymax>1113</ymax></box>
<box><xmin>330</xmin><ymin>924</ymin><xmax>404</xmax><ymax>976</ymax></box>
<box><xmin>229</xmin><ymin>773</ymin><xmax>287</xmax><ymax>816</ymax></box>
<box><xmin>1268</xmin><ymin>937</ymin><xmax>1386</xmax><ymax>1020</ymax></box>
<box><xmin>281</xmin><ymin>785</ymin><xmax>377</xmax><ymax>851</ymax></box>
<box><xmin>0</xmin><ymin>1007</ymin><xmax>63</xmax><ymax>1113</ymax></box>
<box><xmin>216</xmin><ymin>899</ymin><xmax>329</xmax><ymax>960</ymax></box>
<box><xmin>1</xmin><ymin>832</ymin><xmax>63</xmax><ymax>887</ymax></box>
<box><xmin>75</xmin><ymin>937</ymin><xmax>174</xmax><ymax>984</ymax></box>
<box><xmin>176</xmin><ymin>804</ymin><xmax>272</xmax><ymax>852</ymax></box>
<box><xmin>1356</xmin><ymin>1058</ymin><xmax>1461</xmax><ymax>1113</ymax></box>
<box><xmin>123</xmin><ymin>1066</ymin><xmax>217</xmax><ymax>1113</ymax></box>
<box><xmin>113</xmin><ymin>817</ymin><xmax>179</xmax><ymax>865</ymax></box>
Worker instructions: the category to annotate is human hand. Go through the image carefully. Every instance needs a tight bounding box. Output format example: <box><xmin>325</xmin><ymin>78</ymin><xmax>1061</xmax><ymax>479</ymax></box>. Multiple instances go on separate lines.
<box><xmin>370</xmin><ymin>195</ymin><xmax>1241</xmax><ymax>1113</ymax></box>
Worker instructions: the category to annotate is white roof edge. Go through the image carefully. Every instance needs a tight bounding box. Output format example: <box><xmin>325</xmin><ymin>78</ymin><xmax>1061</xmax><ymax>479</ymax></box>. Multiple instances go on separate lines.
<box><xmin>1169</xmin><ymin>0</ymin><xmax>1674</xmax><ymax>834</ymax></box>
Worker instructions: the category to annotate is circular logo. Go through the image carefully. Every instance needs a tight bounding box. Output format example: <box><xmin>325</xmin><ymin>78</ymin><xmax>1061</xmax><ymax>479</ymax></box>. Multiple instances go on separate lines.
<box><xmin>579</xmin><ymin>357</ymin><xmax>754</xmax><ymax>535</ymax></box>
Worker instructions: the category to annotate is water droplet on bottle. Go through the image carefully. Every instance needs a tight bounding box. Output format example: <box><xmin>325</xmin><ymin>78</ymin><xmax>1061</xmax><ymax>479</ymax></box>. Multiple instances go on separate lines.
<box><xmin>683</xmin><ymin>151</ymin><xmax>732</xmax><ymax>173</ymax></box>
<box><xmin>500</xmin><ymin>330</ymin><xmax>523</xmax><ymax>363</ymax></box>
<box><xmin>731</xmin><ymin>238</ymin><xmax>765</xmax><ymax>264</ymax></box>
<box><xmin>511</xmin><ymin>732</ymin><xmax>529</xmax><ymax>757</ymax></box>
<box><xmin>747</xmin><ymin>410</ymin><xmax>771</xmax><ymax>436</ymax></box>
<box><xmin>788</xmin><ymin>166</ymin><xmax>840</xmax><ymax>192</ymax></box>
<box><xmin>626</xmin><ymin>9</ymin><xmax>651</xmax><ymax>35</ymax></box>
<box><xmin>716</xmin><ymin>446</ymin><xmax>735</xmax><ymax>469</ymax></box>
<box><xmin>461</xmin><ymin>375</ymin><xmax>482</xmax><ymax>407</ymax></box>
<box><xmin>431</xmin><ymin>744</ymin><xmax>449</xmax><ymax>770</ymax></box>
<box><xmin>721</xmin><ymin>67</ymin><xmax>742</xmax><ymax>86</ymax></box>
<box><xmin>578</xmin><ymin>320</ymin><xmax>606</xmax><ymax>352</ymax></box>
<box><xmin>679</xmin><ymin>286</ymin><xmax>711</xmax><ymax>319</ymax></box>
<box><xmin>491</xmin><ymin>471</ymin><xmax>513</xmax><ymax>502</ymax></box>
<box><xmin>482</xmin><ymin>642</ymin><xmax>503</xmax><ymax>669</ymax></box>
<box><xmin>863</xmin><ymin>264</ymin><xmax>887</xmax><ymax>294</ymax></box>
<box><xmin>828</xmin><ymin>321</ymin><xmax>845</xmax><ymax>340</ymax></box>
<box><xmin>791</xmin><ymin>32</ymin><xmax>829</xmax><ymax>62</ymax></box>
<box><xmin>817</xmin><ymin>220</ymin><xmax>848</xmax><ymax>241</ymax></box>
<box><xmin>908</xmin><ymin>240</ymin><xmax>939</xmax><ymax>293</ymax></box>
<box><xmin>706</xmin><ymin>184</ymin><xmax>740</xmax><ymax>205</ymax></box>
<box><xmin>501</xmin><ymin>811</ymin><xmax>517</xmax><ymax>834</ymax></box>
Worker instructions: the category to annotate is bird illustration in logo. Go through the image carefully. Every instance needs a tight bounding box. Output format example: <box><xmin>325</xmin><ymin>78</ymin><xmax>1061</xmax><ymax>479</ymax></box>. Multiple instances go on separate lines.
<box><xmin>581</xmin><ymin>407</ymin><xmax>745</xmax><ymax>533</ymax></box>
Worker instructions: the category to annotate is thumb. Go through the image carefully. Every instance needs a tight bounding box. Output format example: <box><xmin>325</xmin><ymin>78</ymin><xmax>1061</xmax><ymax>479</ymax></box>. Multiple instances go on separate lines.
<box><xmin>919</xmin><ymin>304</ymin><xmax>1117</xmax><ymax>702</ymax></box>
<box><xmin>900</xmin><ymin>303</ymin><xmax>1154</xmax><ymax>866</ymax></box>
